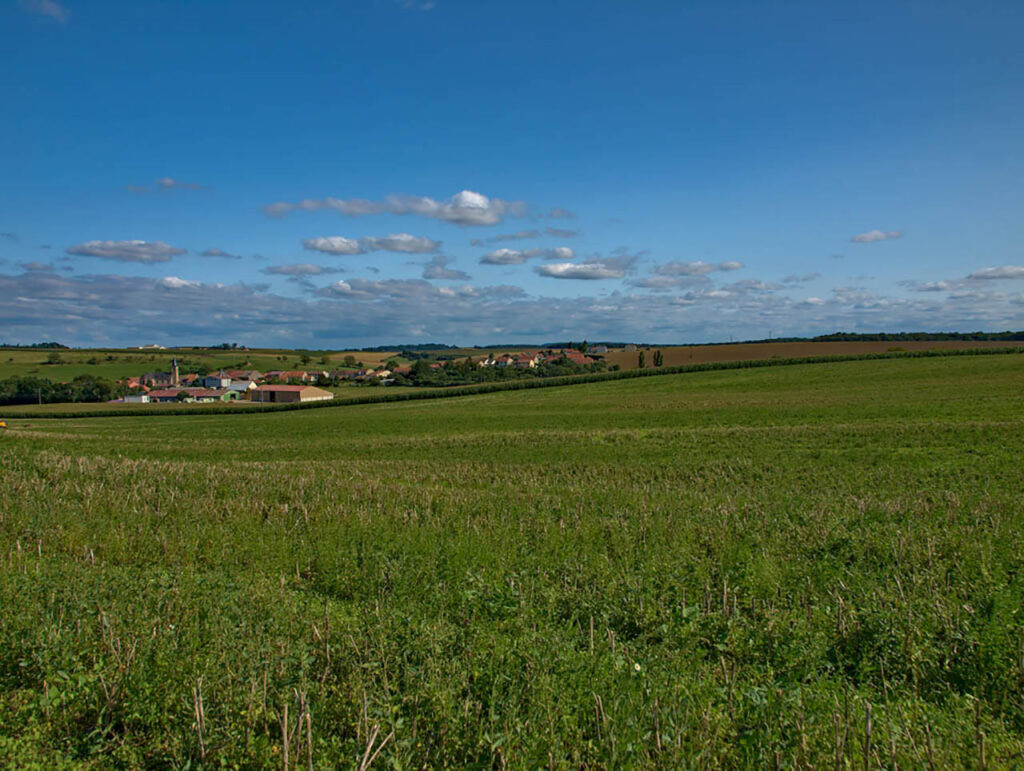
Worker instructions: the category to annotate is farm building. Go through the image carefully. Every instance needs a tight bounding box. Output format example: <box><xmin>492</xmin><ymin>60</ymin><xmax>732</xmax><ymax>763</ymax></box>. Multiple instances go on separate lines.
<box><xmin>253</xmin><ymin>385</ymin><xmax>335</xmax><ymax>404</ymax></box>
<box><xmin>202</xmin><ymin>372</ymin><xmax>231</xmax><ymax>388</ymax></box>
<box><xmin>124</xmin><ymin>393</ymin><xmax>150</xmax><ymax>404</ymax></box>
<box><xmin>226</xmin><ymin>381</ymin><xmax>258</xmax><ymax>397</ymax></box>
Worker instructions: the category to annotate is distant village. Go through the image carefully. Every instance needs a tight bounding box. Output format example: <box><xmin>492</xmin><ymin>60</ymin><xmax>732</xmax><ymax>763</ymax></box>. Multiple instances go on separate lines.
<box><xmin>113</xmin><ymin>348</ymin><xmax>612</xmax><ymax>405</ymax></box>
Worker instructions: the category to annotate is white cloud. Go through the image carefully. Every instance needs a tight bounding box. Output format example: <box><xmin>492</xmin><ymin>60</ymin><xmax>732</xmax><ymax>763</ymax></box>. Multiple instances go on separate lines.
<box><xmin>266</xmin><ymin>189</ymin><xmax>531</xmax><ymax>227</ymax></box>
<box><xmin>263</xmin><ymin>264</ymin><xmax>345</xmax><ymax>277</ymax></box>
<box><xmin>726</xmin><ymin>279</ymin><xmax>783</xmax><ymax>292</ymax></box>
<box><xmin>653</xmin><ymin>260</ymin><xmax>745</xmax><ymax>276</ymax></box>
<box><xmin>316</xmin><ymin>278</ymin><xmax>520</xmax><ymax>301</ymax></box>
<box><xmin>18</xmin><ymin>261</ymin><xmax>56</xmax><ymax>273</ymax></box>
<box><xmin>967</xmin><ymin>266</ymin><xmax>1024</xmax><ymax>280</ymax></box>
<box><xmin>201</xmin><ymin>248</ymin><xmax>242</xmax><ymax>260</ymax></box>
<box><xmin>67</xmin><ymin>240</ymin><xmax>186</xmax><ymax>263</ymax></box>
<box><xmin>302</xmin><ymin>233</ymin><xmax>440</xmax><ymax>255</ymax></box>
<box><xmin>302</xmin><ymin>236</ymin><xmax>362</xmax><ymax>255</ymax></box>
<box><xmin>480</xmin><ymin>246</ymin><xmax>575</xmax><ymax>265</ymax></box>
<box><xmin>851</xmin><ymin>229</ymin><xmax>902</xmax><ymax>243</ymax></box>
<box><xmin>423</xmin><ymin>255</ymin><xmax>471</xmax><ymax>281</ymax></box>
<box><xmin>361</xmin><ymin>233</ymin><xmax>440</xmax><ymax>253</ymax></box>
<box><xmin>481</xmin><ymin>248</ymin><xmax>533</xmax><ymax>265</ymax></box>
<box><xmin>627</xmin><ymin>276</ymin><xmax>709</xmax><ymax>292</ymax></box>
<box><xmin>158</xmin><ymin>276</ymin><xmax>201</xmax><ymax>289</ymax></box>
<box><xmin>535</xmin><ymin>262</ymin><xmax>623</xmax><ymax>280</ymax></box>
<box><xmin>2</xmin><ymin>271</ymin><xmax>1023</xmax><ymax>348</ymax></box>
<box><xmin>18</xmin><ymin>0</ymin><xmax>68</xmax><ymax>23</ymax></box>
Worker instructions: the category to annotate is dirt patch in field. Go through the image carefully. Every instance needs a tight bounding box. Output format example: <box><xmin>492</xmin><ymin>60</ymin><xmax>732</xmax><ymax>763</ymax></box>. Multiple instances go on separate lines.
<box><xmin>603</xmin><ymin>340</ymin><xmax>1024</xmax><ymax>370</ymax></box>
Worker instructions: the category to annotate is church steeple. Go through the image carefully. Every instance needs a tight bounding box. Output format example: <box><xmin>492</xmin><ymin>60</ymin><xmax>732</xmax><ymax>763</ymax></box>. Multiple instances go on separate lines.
<box><xmin>171</xmin><ymin>357</ymin><xmax>179</xmax><ymax>386</ymax></box>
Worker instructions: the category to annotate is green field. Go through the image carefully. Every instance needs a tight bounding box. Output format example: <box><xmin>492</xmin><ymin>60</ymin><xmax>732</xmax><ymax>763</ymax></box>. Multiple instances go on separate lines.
<box><xmin>0</xmin><ymin>347</ymin><xmax>405</xmax><ymax>383</ymax></box>
<box><xmin>2</xmin><ymin>355</ymin><xmax>1023</xmax><ymax>767</ymax></box>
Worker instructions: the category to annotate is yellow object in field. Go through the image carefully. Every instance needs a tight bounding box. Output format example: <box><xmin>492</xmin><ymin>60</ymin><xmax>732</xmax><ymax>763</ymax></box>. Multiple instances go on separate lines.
<box><xmin>0</xmin><ymin>421</ymin><xmax>6</xmax><ymax>428</ymax></box>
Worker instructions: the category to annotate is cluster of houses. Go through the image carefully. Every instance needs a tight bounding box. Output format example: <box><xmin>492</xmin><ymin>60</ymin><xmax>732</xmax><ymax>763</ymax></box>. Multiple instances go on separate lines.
<box><xmin>113</xmin><ymin>360</ymin><xmax>336</xmax><ymax>405</ymax></box>
<box><xmin>477</xmin><ymin>349</ymin><xmax>597</xmax><ymax>369</ymax></box>
<box><xmin>111</xmin><ymin>347</ymin><xmax>607</xmax><ymax>405</ymax></box>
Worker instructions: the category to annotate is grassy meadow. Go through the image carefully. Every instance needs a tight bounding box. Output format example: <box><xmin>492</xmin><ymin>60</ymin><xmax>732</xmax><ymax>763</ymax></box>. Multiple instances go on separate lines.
<box><xmin>2</xmin><ymin>354</ymin><xmax>1023</xmax><ymax>767</ymax></box>
<box><xmin>0</xmin><ymin>348</ymin><xmax>404</xmax><ymax>382</ymax></box>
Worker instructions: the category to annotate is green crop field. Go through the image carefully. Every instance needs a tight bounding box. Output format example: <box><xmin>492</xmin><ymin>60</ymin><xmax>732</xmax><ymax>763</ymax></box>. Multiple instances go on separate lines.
<box><xmin>0</xmin><ymin>348</ymin><xmax>404</xmax><ymax>383</ymax></box>
<box><xmin>2</xmin><ymin>354</ymin><xmax>1023</xmax><ymax>767</ymax></box>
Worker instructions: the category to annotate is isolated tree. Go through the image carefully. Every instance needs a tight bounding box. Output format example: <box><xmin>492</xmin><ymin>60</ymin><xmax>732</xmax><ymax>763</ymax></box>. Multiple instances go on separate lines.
<box><xmin>343</xmin><ymin>355</ymin><xmax>357</xmax><ymax>367</ymax></box>
<box><xmin>300</xmin><ymin>353</ymin><xmax>312</xmax><ymax>366</ymax></box>
<box><xmin>638</xmin><ymin>351</ymin><xmax>646</xmax><ymax>369</ymax></box>
<box><xmin>654</xmin><ymin>349</ymin><xmax>663</xmax><ymax>367</ymax></box>
<box><xmin>320</xmin><ymin>354</ymin><xmax>330</xmax><ymax>365</ymax></box>
<box><xmin>46</xmin><ymin>351</ymin><xmax>63</xmax><ymax>365</ymax></box>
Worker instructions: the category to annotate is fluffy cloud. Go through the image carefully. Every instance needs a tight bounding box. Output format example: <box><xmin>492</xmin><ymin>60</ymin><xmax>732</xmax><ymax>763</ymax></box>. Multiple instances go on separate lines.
<box><xmin>480</xmin><ymin>247</ymin><xmax>575</xmax><ymax>265</ymax></box>
<box><xmin>851</xmin><ymin>230</ymin><xmax>902</xmax><ymax>243</ymax></box>
<box><xmin>2</xmin><ymin>271</ymin><xmax>1022</xmax><ymax>348</ymax></box>
<box><xmin>422</xmin><ymin>256</ymin><xmax>471</xmax><ymax>281</ymax></box>
<box><xmin>726</xmin><ymin>279</ymin><xmax>783</xmax><ymax>292</ymax></box>
<box><xmin>302</xmin><ymin>236</ymin><xmax>362</xmax><ymax>255</ymax></box>
<box><xmin>627</xmin><ymin>276</ymin><xmax>709</xmax><ymax>292</ymax></box>
<box><xmin>315</xmin><ymin>278</ymin><xmax>521</xmax><ymax>302</ymax></box>
<box><xmin>966</xmin><ymin>266</ymin><xmax>1024</xmax><ymax>280</ymax></box>
<box><xmin>18</xmin><ymin>0</ymin><xmax>68</xmax><ymax>23</ymax></box>
<box><xmin>480</xmin><ymin>248</ymin><xmax>532</xmax><ymax>265</ymax></box>
<box><xmin>18</xmin><ymin>261</ymin><xmax>56</xmax><ymax>273</ymax></box>
<box><xmin>66</xmin><ymin>240</ymin><xmax>187</xmax><ymax>263</ymax></box>
<box><xmin>266</xmin><ymin>189</ymin><xmax>529</xmax><ymax>227</ymax></box>
<box><xmin>158</xmin><ymin>276</ymin><xmax>201</xmax><ymax>289</ymax></box>
<box><xmin>535</xmin><ymin>255</ymin><xmax>635</xmax><ymax>280</ymax></box>
<box><xmin>653</xmin><ymin>260</ymin><xmax>744</xmax><ymax>276</ymax></box>
<box><xmin>302</xmin><ymin>233</ymin><xmax>440</xmax><ymax>255</ymax></box>
<box><xmin>536</xmin><ymin>263</ymin><xmax>624</xmax><ymax>280</ymax></box>
<box><xmin>263</xmin><ymin>264</ymin><xmax>345</xmax><ymax>277</ymax></box>
<box><xmin>904</xmin><ymin>280</ymin><xmax>955</xmax><ymax>292</ymax></box>
<box><xmin>201</xmin><ymin>248</ymin><xmax>243</xmax><ymax>260</ymax></box>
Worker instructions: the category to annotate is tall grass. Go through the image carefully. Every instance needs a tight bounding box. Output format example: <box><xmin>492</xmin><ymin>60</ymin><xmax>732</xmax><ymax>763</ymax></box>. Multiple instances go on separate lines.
<box><xmin>1</xmin><ymin>354</ymin><xmax>1023</xmax><ymax>766</ymax></box>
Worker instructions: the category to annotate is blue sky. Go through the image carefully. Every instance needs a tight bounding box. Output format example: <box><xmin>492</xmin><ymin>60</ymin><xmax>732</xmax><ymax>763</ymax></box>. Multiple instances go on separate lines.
<box><xmin>2</xmin><ymin>0</ymin><xmax>1023</xmax><ymax>347</ymax></box>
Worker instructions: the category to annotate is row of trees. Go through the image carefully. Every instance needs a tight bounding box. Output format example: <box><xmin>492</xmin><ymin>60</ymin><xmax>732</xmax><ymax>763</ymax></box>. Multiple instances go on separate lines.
<box><xmin>0</xmin><ymin>375</ymin><xmax>120</xmax><ymax>405</ymax></box>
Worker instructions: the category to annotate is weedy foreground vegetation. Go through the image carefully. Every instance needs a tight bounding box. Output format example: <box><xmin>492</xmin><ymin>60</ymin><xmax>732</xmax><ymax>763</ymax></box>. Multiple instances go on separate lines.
<box><xmin>1</xmin><ymin>354</ymin><xmax>1023</xmax><ymax>767</ymax></box>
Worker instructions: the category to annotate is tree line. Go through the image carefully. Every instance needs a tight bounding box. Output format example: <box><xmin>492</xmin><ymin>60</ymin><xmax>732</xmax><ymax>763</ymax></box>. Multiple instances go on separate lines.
<box><xmin>0</xmin><ymin>375</ymin><xmax>121</xmax><ymax>406</ymax></box>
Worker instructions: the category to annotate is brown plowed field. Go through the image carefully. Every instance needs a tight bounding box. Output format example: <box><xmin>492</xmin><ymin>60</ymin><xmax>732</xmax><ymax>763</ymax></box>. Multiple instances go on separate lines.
<box><xmin>603</xmin><ymin>339</ymin><xmax>1024</xmax><ymax>370</ymax></box>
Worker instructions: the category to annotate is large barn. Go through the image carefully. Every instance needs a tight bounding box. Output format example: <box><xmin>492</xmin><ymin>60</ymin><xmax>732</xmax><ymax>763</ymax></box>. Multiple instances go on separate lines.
<box><xmin>252</xmin><ymin>385</ymin><xmax>334</xmax><ymax>404</ymax></box>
